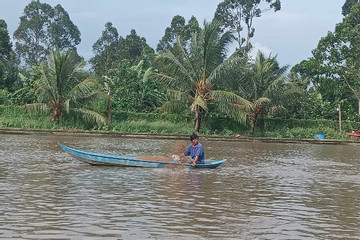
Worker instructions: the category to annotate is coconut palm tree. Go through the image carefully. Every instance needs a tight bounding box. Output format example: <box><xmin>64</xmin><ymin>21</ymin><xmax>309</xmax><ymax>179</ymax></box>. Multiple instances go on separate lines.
<box><xmin>153</xmin><ymin>20</ymin><xmax>252</xmax><ymax>132</ymax></box>
<box><xmin>239</xmin><ymin>51</ymin><xmax>289</xmax><ymax>132</ymax></box>
<box><xmin>26</xmin><ymin>48</ymin><xmax>106</xmax><ymax>124</ymax></box>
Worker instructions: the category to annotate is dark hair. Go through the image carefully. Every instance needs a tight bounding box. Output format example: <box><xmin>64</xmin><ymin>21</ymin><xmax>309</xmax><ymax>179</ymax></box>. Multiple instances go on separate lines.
<box><xmin>190</xmin><ymin>133</ymin><xmax>198</xmax><ymax>141</ymax></box>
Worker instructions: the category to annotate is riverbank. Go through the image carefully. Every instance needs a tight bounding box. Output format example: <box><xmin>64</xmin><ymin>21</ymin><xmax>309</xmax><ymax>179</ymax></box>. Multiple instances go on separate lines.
<box><xmin>2</xmin><ymin>105</ymin><xmax>358</xmax><ymax>141</ymax></box>
<box><xmin>1</xmin><ymin>128</ymin><xmax>359</xmax><ymax>146</ymax></box>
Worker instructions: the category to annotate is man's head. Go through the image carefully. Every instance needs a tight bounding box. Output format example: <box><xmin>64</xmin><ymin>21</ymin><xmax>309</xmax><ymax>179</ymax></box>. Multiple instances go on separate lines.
<box><xmin>190</xmin><ymin>133</ymin><xmax>199</xmax><ymax>144</ymax></box>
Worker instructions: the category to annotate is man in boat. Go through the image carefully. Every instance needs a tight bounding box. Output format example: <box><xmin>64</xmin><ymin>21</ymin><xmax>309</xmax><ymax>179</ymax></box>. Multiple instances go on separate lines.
<box><xmin>181</xmin><ymin>133</ymin><xmax>205</xmax><ymax>166</ymax></box>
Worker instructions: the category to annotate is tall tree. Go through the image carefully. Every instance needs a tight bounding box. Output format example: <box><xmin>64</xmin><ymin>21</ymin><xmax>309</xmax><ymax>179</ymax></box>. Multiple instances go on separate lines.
<box><xmin>26</xmin><ymin>48</ymin><xmax>105</xmax><ymax>124</ymax></box>
<box><xmin>214</xmin><ymin>0</ymin><xmax>281</xmax><ymax>52</ymax></box>
<box><xmin>342</xmin><ymin>0</ymin><xmax>360</xmax><ymax>16</ymax></box>
<box><xmin>13</xmin><ymin>0</ymin><xmax>81</xmax><ymax>68</ymax></box>
<box><xmin>156</xmin><ymin>15</ymin><xmax>201</xmax><ymax>53</ymax></box>
<box><xmin>153</xmin><ymin>20</ymin><xmax>252</xmax><ymax>133</ymax></box>
<box><xmin>0</xmin><ymin>20</ymin><xmax>18</xmax><ymax>91</ymax></box>
<box><xmin>14</xmin><ymin>0</ymin><xmax>52</xmax><ymax>67</ymax></box>
<box><xmin>117</xmin><ymin>29</ymin><xmax>155</xmax><ymax>66</ymax></box>
<box><xmin>298</xmin><ymin>3</ymin><xmax>360</xmax><ymax>114</ymax></box>
<box><xmin>90</xmin><ymin>22</ymin><xmax>119</xmax><ymax>77</ymax></box>
<box><xmin>47</xmin><ymin>4</ymin><xmax>81</xmax><ymax>51</ymax></box>
<box><xmin>91</xmin><ymin>26</ymin><xmax>155</xmax><ymax>77</ymax></box>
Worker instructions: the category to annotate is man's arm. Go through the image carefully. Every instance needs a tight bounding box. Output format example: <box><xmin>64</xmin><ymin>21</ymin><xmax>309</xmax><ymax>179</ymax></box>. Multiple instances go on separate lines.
<box><xmin>192</xmin><ymin>155</ymin><xmax>199</xmax><ymax>166</ymax></box>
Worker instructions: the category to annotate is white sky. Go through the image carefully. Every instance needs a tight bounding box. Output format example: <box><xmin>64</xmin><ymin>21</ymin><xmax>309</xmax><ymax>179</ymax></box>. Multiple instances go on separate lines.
<box><xmin>0</xmin><ymin>0</ymin><xmax>344</xmax><ymax>68</ymax></box>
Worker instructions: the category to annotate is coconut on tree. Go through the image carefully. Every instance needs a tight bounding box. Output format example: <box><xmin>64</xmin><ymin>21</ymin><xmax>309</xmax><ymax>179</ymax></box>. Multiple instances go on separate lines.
<box><xmin>153</xmin><ymin>20</ymin><xmax>252</xmax><ymax>133</ymax></box>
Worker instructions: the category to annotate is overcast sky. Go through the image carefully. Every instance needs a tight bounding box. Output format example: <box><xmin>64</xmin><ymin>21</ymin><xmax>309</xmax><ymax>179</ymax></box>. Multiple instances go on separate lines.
<box><xmin>1</xmin><ymin>0</ymin><xmax>344</xmax><ymax>68</ymax></box>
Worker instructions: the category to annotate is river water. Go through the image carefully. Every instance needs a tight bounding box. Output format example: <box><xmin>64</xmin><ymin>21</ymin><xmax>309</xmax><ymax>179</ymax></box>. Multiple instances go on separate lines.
<box><xmin>0</xmin><ymin>133</ymin><xmax>359</xmax><ymax>240</ymax></box>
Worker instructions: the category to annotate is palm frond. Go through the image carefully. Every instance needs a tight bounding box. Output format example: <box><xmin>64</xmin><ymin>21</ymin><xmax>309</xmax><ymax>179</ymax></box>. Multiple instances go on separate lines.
<box><xmin>166</xmin><ymin>89</ymin><xmax>193</xmax><ymax>102</ymax></box>
<box><xmin>72</xmin><ymin>92</ymin><xmax>101</xmax><ymax>109</ymax></box>
<box><xmin>208</xmin><ymin>54</ymin><xmax>247</xmax><ymax>84</ymax></box>
<box><xmin>209</xmin><ymin>90</ymin><xmax>254</xmax><ymax>112</ymax></box>
<box><xmin>155</xmin><ymin>51</ymin><xmax>195</xmax><ymax>85</ymax></box>
<box><xmin>36</xmin><ymin>62</ymin><xmax>57</xmax><ymax>102</ymax></box>
<box><xmin>173</xmin><ymin>38</ymin><xmax>197</xmax><ymax>77</ymax></box>
<box><xmin>191</xmin><ymin>96</ymin><xmax>208</xmax><ymax>112</ymax></box>
<box><xmin>64</xmin><ymin>99</ymin><xmax>70</xmax><ymax>114</ymax></box>
<box><xmin>23</xmin><ymin>103</ymin><xmax>50</xmax><ymax>115</ymax></box>
<box><xmin>142</xmin><ymin>67</ymin><xmax>153</xmax><ymax>83</ymax></box>
<box><xmin>158</xmin><ymin>101</ymin><xmax>189</xmax><ymax>113</ymax></box>
<box><xmin>212</xmin><ymin>101</ymin><xmax>248</xmax><ymax>125</ymax></box>
<box><xmin>70</xmin><ymin>108</ymin><xmax>107</xmax><ymax>125</ymax></box>
<box><xmin>13</xmin><ymin>87</ymin><xmax>31</xmax><ymax>98</ymax></box>
<box><xmin>151</xmin><ymin>72</ymin><xmax>179</xmax><ymax>85</ymax></box>
<box><xmin>68</xmin><ymin>77</ymin><xmax>99</xmax><ymax>102</ymax></box>
<box><xmin>48</xmin><ymin>49</ymin><xmax>86</xmax><ymax>97</ymax></box>
<box><xmin>263</xmin><ymin>75</ymin><xmax>285</xmax><ymax>98</ymax></box>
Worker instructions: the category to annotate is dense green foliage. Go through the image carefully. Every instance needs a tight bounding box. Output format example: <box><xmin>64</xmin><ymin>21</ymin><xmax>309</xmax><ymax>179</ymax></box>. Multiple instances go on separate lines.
<box><xmin>0</xmin><ymin>105</ymin><xmax>355</xmax><ymax>140</ymax></box>
<box><xmin>2</xmin><ymin>0</ymin><xmax>360</xmax><ymax>140</ymax></box>
<box><xmin>13</xmin><ymin>0</ymin><xmax>81</xmax><ymax>69</ymax></box>
<box><xmin>91</xmin><ymin>26</ymin><xmax>155</xmax><ymax>79</ymax></box>
<box><xmin>293</xmin><ymin>2</ymin><xmax>360</xmax><ymax>121</ymax></box>
<box><xmin>107</xmin><ymin>60</ymin><xmax>165</xmax><ymax>113</ymax></box>
<box><xmin>0</xmin><ymin>20</ymin><xmax>18</xmax><ymax>91</ymax></box>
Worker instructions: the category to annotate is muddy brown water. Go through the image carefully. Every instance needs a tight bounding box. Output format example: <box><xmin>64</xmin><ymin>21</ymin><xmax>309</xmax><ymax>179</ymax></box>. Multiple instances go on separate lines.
<box><xmin>0</xmin><ymin>133</ymin><xmax>359</xmax><ymax>239</ymax></box>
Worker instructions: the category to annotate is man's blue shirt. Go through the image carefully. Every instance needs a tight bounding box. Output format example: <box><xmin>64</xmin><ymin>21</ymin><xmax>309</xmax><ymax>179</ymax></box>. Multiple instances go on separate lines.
<box><xmin>185</xmin><ymin>143</ymin><xmax>205</xmax><ymax>163</ymax></box>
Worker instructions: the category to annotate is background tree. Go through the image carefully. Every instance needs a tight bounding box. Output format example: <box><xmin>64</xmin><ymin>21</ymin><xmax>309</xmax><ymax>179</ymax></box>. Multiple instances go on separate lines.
<box><xmin>26</xmin><ymin>49</ymin><xmax>105</xmax><ymax>124</ymax></box>
<box><xmin>90</xmin><ymin>22</ymin><xmax>119</xmax><ymax>78</ymax></box>
<box><xmin>295</xmin><ymin>3</ymin><xmax>360</xmax><ymax>117</ymax></box>
<box><xmin>14</xmin><ymin>0</ymin><xmax>52</xmax><ymax>68</ymax></box>
<box><xmin>91</xmin><ymin>27</ymin><xmax>155</xmax><ymax>74</ymax></box>
<box><xmin>292</xmin><ymin>59</ymin><xmax>348</xmax><ymax>120</ymax></box>
<box><xmin>342</xmin><ymin>0</ymin><xmax>359</xmax><ymax>16</ymax></box>
<box><xmin>117</xmin><ymin>29</ymin><xmax>155</xmax><ymax>67</ymax></box>
<box><xmin>156</xmin><ymin>15</ymin><xmax>201</xmax><ymax>53</ymax></box>
<box><xmin>154</xmin><ymin>20</ymin><xmax>252</xmax><ymax>133</ymax></box>
<box><xmin>47</xmin><ymin>4</ymin><xmax>81</xmax><ymax>51</ymax></box>
<box><xmin>0</xmin><ymin>20</ymin><xmax>18</xmax><ymax>91</ymax></box>
<box><xmin>14</xmin><ymin>0</ymin><xmax>81</xmax><ymax>69</ymax></box>
<box><xmin>214</xmin><ymin>0</ymin><xmax>281</xmax><ymax>52</ymax></box>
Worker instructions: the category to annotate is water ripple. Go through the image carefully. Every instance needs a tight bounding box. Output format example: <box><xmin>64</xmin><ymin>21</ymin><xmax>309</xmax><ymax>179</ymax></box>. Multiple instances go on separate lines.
<box><xmin>1</xmin><ymin>135</ymin><xmax>360</xmax><ymax>239</ymax></box>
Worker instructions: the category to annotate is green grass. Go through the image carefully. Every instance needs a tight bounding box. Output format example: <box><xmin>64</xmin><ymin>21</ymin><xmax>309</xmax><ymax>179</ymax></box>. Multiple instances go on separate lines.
<box><xmin>108</xmin><ymin>120</ymin><xmax>194</xmax><ymax>135</ymax></box>
<box><xmin>0</xmin><ymin>104</ymin><xmax>354</xmax><ymax>140</ymax></box>
<box><xmin>259</xmin><ymin>127</ymin><xmax>349</xmax><ymax>140</ymax></box>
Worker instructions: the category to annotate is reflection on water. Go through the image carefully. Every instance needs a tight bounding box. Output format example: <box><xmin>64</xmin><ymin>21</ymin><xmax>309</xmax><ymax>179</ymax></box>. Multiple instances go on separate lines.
<box><xmin>0</xmin><ymin>133</ymin><xmax>360</xmax><ymax>239</ymax></box>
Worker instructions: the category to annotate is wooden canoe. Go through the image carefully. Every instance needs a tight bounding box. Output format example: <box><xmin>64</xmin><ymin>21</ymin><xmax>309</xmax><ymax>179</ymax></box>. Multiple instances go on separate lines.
<box><xmin>59</xmin><ymin>143</ymin><xmax>227</xmax><ymax>169</ymax></box>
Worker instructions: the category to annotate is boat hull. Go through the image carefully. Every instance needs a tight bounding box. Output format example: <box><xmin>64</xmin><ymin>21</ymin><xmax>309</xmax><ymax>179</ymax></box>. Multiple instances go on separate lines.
<box><xmin>59</xmin><ymin>143</ymin><xmax>226</xmax><ymax>169</ymax></box>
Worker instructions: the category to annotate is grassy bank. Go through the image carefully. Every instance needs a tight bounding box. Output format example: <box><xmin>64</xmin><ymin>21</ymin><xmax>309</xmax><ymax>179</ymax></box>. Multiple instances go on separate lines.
<box><xmin>0</xmin><ymin>105</ymin><xmax>357</xmax><ymax>140</ymax></box>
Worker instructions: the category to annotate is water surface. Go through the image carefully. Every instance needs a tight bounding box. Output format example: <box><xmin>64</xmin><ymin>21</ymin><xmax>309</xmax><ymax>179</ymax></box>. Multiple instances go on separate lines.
<box><xmin>0</xmin><ymin>133</ymin><xmax>359</xmax><ymax>239</ymax></box>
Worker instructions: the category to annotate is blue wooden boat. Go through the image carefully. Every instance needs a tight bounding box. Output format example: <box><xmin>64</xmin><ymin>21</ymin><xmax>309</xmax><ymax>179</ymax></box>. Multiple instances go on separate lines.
<box><xmin>59</xmin><ymin>143</ymin><xmax>227</xmax><ymax>169</ymax></box>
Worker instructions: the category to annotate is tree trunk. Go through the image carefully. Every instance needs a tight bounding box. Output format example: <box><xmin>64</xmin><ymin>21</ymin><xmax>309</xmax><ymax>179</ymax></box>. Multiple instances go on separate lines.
<box><xmin>107</xmin><ymin>85</ymin><xmax>111</xmax><ymax>125</ymax></box>
<box><xmin>194</xmin><ymin>105</ymin><xmax>206</xmax><ymax>133</ymax></box>
<box><xmin>51</xmin><ymin>100</ymin><xmax>62</xmax><ymax>123</ymax></box>
<box><xmin>194</xmin><ymin>106</ymin><xmax>201</xmax><ymax>133</ymax></box>
<box><xmin>248</xmin><ymin>111</ymin><xmax>258</xmax><ymax>134</ymax></box>
<box><xmin>250</xmin><ymin>118</ymin><xmax>256</xmax><ymax>133</ymax></box>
